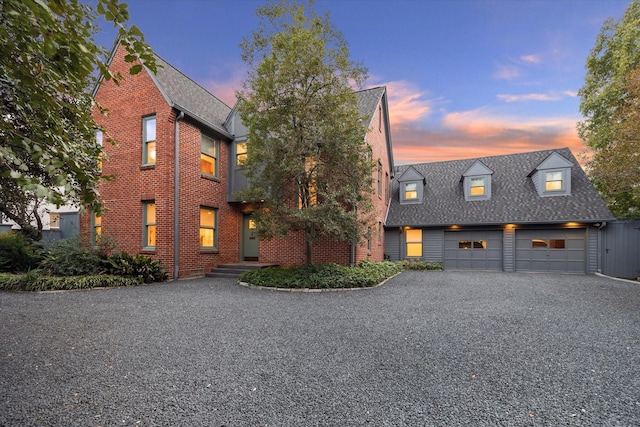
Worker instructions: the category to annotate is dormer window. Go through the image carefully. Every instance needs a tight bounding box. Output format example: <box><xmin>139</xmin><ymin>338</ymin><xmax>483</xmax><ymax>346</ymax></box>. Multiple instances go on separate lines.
<box><xmin>545</xmin><ymin>171</ymin><xmax>564</xmax><ymax>191</ymax></box>
<box><xmin>397</xmin><ymin>165</ymin><xmax>426</xmax><ymax>204</ymax></box>
<box><xmin>529</xmin><ymin>151</ymin><xmax>573</xmax><ymax>197</ymax></box>
<box><xmin>404</xmin><ymin>182</ymin><xmax>418</xmax><ymax>200</ymax></box>
<box><xmin>462</xmin><ymin>160</ymin><xmax>492</xmax><ymax>201</ymax></box>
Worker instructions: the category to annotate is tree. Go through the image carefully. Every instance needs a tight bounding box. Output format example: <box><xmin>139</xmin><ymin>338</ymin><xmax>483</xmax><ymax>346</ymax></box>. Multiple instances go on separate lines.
<box><xmin>237</xmin><ymin>0</ymin><xmax>374</xmax><ymax>265</ymax></box>
<box><xmin>0</xmin><ymin>0</ymin><xmax>156</xmax><ymax>239</ymax></box>
<box><xmin>578</xmin><ymin>1</ymin><xmax>640</xmax><ymax>217</ymax></box>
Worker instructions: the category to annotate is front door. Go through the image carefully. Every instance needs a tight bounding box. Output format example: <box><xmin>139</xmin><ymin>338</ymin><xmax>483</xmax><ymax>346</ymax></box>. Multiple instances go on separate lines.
<box><xmin>242</xmin><ymin>214</ymin><xmax>259</xmax><ymax>261</ymax></box>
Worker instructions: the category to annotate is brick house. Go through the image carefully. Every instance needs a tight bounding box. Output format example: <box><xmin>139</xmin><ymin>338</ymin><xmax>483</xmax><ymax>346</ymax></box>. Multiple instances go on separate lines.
<box><xmin>84</xmin><ymin>44</ymin><xmax>394</xmax><ymax>279</ymax></box>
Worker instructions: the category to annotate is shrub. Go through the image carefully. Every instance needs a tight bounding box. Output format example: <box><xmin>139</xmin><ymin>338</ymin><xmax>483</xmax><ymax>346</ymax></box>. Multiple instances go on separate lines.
<box><xmin>240</xmin><ymin>261</ymin><xmax>403</xmax><ymax>289</ymax></box>
<box><xmin>107</xmin><ymin>252</ymin><xmax>168</xmax><ymax>283</ymax></box>
<box><xmin>0</xmin><ymin>273</ymin><xmax>139</xmax><ymax>292</ymax></box>
<box><xmin>398</xmin><ymin>260</ymin><xmax>444</xmax><ymax>271</ymax></box>
<box><xmin>0</xmin><ymin>232</ymin><xmax>40</xmax><ymax>273</ymax></box>
<box><xmin>39</xmin><ymin>237</ymin><xmax>108</xmax><ymax>276</ymax></box>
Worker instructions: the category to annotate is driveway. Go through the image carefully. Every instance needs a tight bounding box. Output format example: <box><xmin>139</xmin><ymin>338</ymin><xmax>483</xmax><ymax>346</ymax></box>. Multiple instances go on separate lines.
<box><xmin>1</xmin><ymin>271</ymin><xmax>639</xmax><ymax>426</ymax></box>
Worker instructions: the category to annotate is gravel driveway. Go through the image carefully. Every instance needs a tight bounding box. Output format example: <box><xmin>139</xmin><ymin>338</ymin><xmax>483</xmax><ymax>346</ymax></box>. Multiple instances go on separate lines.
<box><xmin>1</xmin><ymin>271</ymin><xmax>639</xmax><ymax>426</ymax></box>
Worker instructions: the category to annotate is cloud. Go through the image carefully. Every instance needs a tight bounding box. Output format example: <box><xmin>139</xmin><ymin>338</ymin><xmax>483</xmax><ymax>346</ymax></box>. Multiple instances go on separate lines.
<box><xmin>203</xmin><ymin>66</ymin><xmax>247</xmax><ymax>107</ymax></box>
<box><xmin>391</xmin><ymin>108</ymin><xmax>587</xmax><ymax>166</ymax></box>
<box><xmin>497</xmin><ymin>92</ymin><xmax>563</xmax><ymax>102</ymax></box>
<box><xmin>520</xmin><ymin>54</ymin><xmax>542</xmax><ymax>64</ymax></box>
<box><xmin>493</xmin><ymin>64</ymin><xmax>521</xmax><ymax>80</ymax></box>
<box><xmin>373</xmin><ymin>80</ymin><xmax>434</xmax><ymax>125</ymax></box>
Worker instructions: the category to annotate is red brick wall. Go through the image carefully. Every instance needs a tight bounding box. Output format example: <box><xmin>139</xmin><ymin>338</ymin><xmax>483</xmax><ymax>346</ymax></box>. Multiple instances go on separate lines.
<box><xmin>85</xmin><ymin>45</ymin><xmax>240</xmax><ymax>278</ymax></box>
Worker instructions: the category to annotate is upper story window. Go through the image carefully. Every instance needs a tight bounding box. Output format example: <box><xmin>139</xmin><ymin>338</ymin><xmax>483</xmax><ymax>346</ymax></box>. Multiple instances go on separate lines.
<box><xmin>92</xmin><ymin>212</ymin><xmax>102</xmax><ymax>247</ymax></box>
<box><xmin>397</xmin><ymin>165</ymin><xmax>425</xmax><ymax>204</ymax></box>
<box><xmin>470</xmin><ymin>177</ymin><xmax>486</xmax><ymax>196</ymax></box>
<box><xmin>236</xmin><ymin>141</ymin><xmax>247</xmax><ymax>166</ymax></box>
<box><xmin>377</xmin><ymin>161</ymin><xmax>382</xmax><ymax>196</ymax></box>
<box><xmin>201</xmin><ymin>134</ymin><xmax>218</xmax><ymax>177</ymax></box>
<box><xmin>530</xmin><ymin>152</ymin><xmax>573</xmax><ymax>197</ymax></box>
<box><xmin>142</xmin><ymin>115</ymin><xmax>156</xmax><ymax>165</ymax></box>
<box><xmin>545</xmin><ymin>171</ymin><xmax>564</xmax><ymax>191</ymax></box>
<box><xmin>462</xmin><ymin>160</ymin><xmax>492</xmax><ymax>201</ymax></box>
<box><xmin>96</xmin><ymin>129</ymin><xmax>103</xmax><ymax>171</ymax></box>
<box><xmin>404</xmin><ymin>182</ymin><xmax>418</xmax><ymax>200</ymax></box>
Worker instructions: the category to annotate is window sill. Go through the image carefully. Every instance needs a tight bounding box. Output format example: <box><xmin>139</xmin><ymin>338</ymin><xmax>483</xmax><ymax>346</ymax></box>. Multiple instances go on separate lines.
<box><xmin>201</xmin><ymin>174</ymin><xmax>220</xmax><ymax>182</ymax></box>
<box><xmin>141</xmin><ymin>164</ymin><xmax>156</xmax><ymax>171</ymax></box>
<box><xmin>140</xmin><ymin>249</ymin><xmax>155</xmax><ymax>254</ymax></box>
<box><xmin>200</xmin><ymin>248</ymin><xmax>219</xmax><ymax>254</ymax></box>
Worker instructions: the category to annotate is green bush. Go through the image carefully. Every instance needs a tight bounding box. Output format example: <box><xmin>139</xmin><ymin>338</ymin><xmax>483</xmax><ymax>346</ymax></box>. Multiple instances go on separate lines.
<box><xmin>0</xmin><ymin>273</ymin><xmax>139</xmax><ymax>292</ymax></box>
<box><xmin>398</xmin><ymin>260</ymin><xmax>444</xmax><ymax>270</ymax></box>
<box><xmin>107</xmin><ymin>252</ymin><xmax>168</xmax><ymax>283</ymax></box>
<box><xmin>0</xmin><ymin>232</ymin><xmax>40</xmax><ymax>273</ymax></box>
<box><xmin>239</xmin><ymin>260</ymin><xmax>403</xmax><ymax>289</ymax></box>
<box><xmin>39</xmin><ymin>237</ymin><xmax>108</xmax><ymax>276</ymax></box>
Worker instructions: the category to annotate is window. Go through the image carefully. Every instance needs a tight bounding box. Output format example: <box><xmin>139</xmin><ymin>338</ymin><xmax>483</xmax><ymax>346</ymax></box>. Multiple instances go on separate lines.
<box><xmin>49</xmin><ymin>213</ymin><xmax>60</xmax><ymax>229</ymax></box>
<box><xmin>236</xmin><ymin>141</ymin><xmax>247</xmax><ymax>166</ymax></box>
<box><xmin>385</xmin><ymin>172</ymin><xmax>390</xmax><ymax>202</ymax></box>
<box><xmin>143</xmin><ymin>116</ymin><xmax>156</xmax><ymax>165</ymax></box>
<box><xmin>378</xmin><ymin>105</ymin><xmax>382</xmax><ymax>132</ymax></box>
<box><xmin>201</xmin><ymin>134</ymin><xmax>218</xmax><ymax>176</ymax></box>
<box><xmin>298</xmin><ymin>157</ymin><xmax>317</xmax><ymax>209</ymax></box>
<box><xmin>459</xmin><ymin>240</ymin><xmax>486</xmax><ymax>249</ymax></box>
<box><xmin>96</xmin><ymin>129</ymin><xmax>103</xmax><ymax>171</ymax></box>
<box><xmin>545</xmin><ymin>171</ymin><xmax>563</xmax><ymax>191</ymax></box>
<box><xmin>91</xmin><ymin>212</ymin><xmax>102</xmax><ymax>247</ymax></box>
<box><xmin>367</xmin><ymin>227</ymin><xmax>372</xmax><ymax>253</ymax></box>
<box><xmin>378</xmin><ymin>221</ymin><xmax>382</xmax><ymax>244</ymax></box>
<box><xmin>406</xmin><ymin>229</ymin><xmax>422</xmax><ymax>257</ymax></box>
<box><xmin>404</xmin><ymin>182</ymin><xmax>418</xmax><ymax>200</ymax></box>
<box><xmin>531</xmin><ymin>239</ymin><xmax>566</xmax><ymax>249</ymax></box>
<box><xmin>550</xmin><ymin>239</ymin><xmax>565</xmax><ymax>249</ymax></box>
<box><xmin>377</xmin><ymin>161</ymin><xmax>382</xmax><ymax>196</ymax></box>
<box><xmin>143</xmin><ymin>201</ymin><xmax>156</xmax><ymax>249</ymax></box>
<box><xmin>532</xmin><ymin>239</ymin><xmax>547</xmax><ymax>248</ymax></box>
<box><xmin>199</xmin><ymin>207</ymin><xmax>217</xmax><ymax>249</ymax></box>
<box><xmin>470</xmin><ymin>177</ymin><xmax>485</xmax><ymax>196</ymax></box>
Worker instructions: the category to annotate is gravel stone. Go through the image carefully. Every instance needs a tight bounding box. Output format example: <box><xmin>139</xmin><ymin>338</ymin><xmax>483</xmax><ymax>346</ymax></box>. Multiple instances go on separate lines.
<box><xmin>1</xmin><ymin>271</ymin><xmax>639</xmax><ymax>426</ymax></box>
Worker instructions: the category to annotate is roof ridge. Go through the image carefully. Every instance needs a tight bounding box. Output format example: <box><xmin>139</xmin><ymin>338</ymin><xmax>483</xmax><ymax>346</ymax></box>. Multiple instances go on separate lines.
<box><xmin>399</xmin><ymin>147</ymin><xmax>572</xmax><ymax>168</ymax></box>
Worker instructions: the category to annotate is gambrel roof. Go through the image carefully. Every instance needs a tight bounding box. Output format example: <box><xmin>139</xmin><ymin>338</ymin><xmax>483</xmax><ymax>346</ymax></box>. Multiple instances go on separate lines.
<box><xmin>386</xmin><ymin>148</ymin><xmax>614</xmax><ymax>227</ymax></box>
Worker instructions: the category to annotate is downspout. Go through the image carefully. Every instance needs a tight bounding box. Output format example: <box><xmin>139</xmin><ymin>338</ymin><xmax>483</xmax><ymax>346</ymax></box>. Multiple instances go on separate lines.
<box><xmin>173</xmin><ymin>111</ymin><xmax>185</xmax><ymax>281</ymax></box>
<box><xmin>597</xmin><ymin>221</ymin><xmax>607</xmax><ymax>274</ymax></box>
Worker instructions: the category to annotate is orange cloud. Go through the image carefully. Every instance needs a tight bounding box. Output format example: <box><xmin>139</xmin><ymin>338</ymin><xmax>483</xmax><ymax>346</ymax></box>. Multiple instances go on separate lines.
<box><xmin>373</xmin><ymin>80</ymin><xmax>433</xmax><ymax>125</ymax></box>
<box><xmin>204</xmin><ymin>66</ymin><xmax>247</xmax><ymax>107</ymax></box>
<box><xmin>392</xmin><ymin>109</ymin><xmax>587</xmax><ymax>166</ymax></box>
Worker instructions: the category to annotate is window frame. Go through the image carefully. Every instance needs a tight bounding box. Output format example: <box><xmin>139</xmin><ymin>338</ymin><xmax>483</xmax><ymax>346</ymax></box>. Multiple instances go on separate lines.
<box><xmin>236</xmin><ymin>141</ymin><xmax>247</xmax><ymax>167</ymax></box>
<box><xmin>403</xmin><ymin>182</ymin><xmax>418</xmax><ymax>201</ymax></box>
<box><xmin>405</xmin><ymin>228</ymin><xmax>423</xmax><ymax>258</ymax></box>
<box><xmin>142</xmin><ymin>201</ymin><xmax>156</xmax><ymax>250</ymax></box>
<box><xmin>142</xmin><ymin>115</ymin><xmax>156</xmax><ymax>166</ymax></box>
<box><xmin>377</xmin><ymin>161</ymin><xmax>383</xmax><ymax>196</ymax></box>
<box><xmin>49</xmin><ymin>212</ymin><xmax>60</xmax><ymax>229</ymax></box>
<box><xmin>544</xmin><ymin>170</ymin><xmax>564</xmax><ymax>192</ymax></box>
<box><xmin>469</xmin><ymin>176</ymin><xmax>486</xmax><ymax>196</ymax></box>
<box><xmin>91</xmin><ymin>212</ymin><xmax>102</xmax><ymax>248</ymax></box>
<box><xmin>96</xmin><ymin>129</ymin><xmax>103</xmax><ymax>171</ymax></box>
<box><xmin>200</xmin><ymin>133</ymin><xmax>219</xmax><ymax>177</ymax></box>
<box><xmin>199</xmin><ymin>206</ymin><xmax>218</xmax><ymax>250</ymax></box>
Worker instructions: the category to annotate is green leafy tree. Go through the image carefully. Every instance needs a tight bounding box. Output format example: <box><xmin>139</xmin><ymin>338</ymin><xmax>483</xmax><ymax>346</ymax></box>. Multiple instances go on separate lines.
<box><xmin>0</xmin><ymin>0</ymin><xmax>156</xmax><ymax>239</ymax></box>
<box><xmin>237</xmin><ymin>0</ymin><xmax>374</xmax><ymax>265</ymax></box>
<box><xmin>578</xmin><ymin>1</ymin><xmax>640</xmax><ymax>217</ymax></box>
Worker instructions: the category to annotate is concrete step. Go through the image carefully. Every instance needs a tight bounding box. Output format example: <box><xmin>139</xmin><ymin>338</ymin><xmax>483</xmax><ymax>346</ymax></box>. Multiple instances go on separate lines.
<box><xmin>205</xmin><ymin>263</ymin><xmax>278</xmax><ymax>279</ymax></box>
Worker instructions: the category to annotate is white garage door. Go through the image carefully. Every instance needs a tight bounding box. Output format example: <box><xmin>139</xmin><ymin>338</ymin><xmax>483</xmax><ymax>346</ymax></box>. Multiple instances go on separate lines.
<box><xmin>444</xmin><ymin>231</ymin><xmax>503</xmax><ymax>270</ymax></box>
<box><xmin>515</xmin><ymin>229</ymin><xmax>585</xmax><ymax>273</ymax></box>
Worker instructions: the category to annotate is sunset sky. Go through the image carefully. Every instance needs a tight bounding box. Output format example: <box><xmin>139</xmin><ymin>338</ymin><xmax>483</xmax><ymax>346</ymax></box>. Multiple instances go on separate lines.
<box><xmin>95</xmin><ymin>0</ymin><xmax>632</xmax><ymax>165</ymax></box>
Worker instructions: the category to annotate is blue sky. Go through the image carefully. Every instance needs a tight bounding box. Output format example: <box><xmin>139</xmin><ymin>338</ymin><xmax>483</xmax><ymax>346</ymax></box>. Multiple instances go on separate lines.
<box><xmin>95</xmin><ymin>0</ymin><xmax>632</xmax><ymax>165</ymax></box>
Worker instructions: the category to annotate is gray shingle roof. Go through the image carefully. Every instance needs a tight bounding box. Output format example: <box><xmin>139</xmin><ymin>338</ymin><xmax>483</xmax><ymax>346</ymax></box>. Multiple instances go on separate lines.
<box><xmin>386</xmin><ymin>148</ymin><xmax>614</xmax><ymax>227</ymax></box>
<box><xmin>151</xmin><ymin>54</ymin><xmax>232</xmax><ymax>138</ymax></box>
<box><xmin>356</xmin><ymin>86</ymin><xmax>386</xmax><ymax>121</ymax></box>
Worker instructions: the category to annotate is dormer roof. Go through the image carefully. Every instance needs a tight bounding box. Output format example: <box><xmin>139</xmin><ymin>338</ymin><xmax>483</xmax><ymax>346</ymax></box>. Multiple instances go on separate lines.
<box><xmin>462</xmin><ymin>160</ymin><xmax>493</xmax><ymax>179</ymax></box>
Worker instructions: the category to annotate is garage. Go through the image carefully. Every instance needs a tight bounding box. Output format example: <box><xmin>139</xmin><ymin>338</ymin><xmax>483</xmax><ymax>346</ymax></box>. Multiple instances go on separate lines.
<box><xmin>515</xmin><ymin>229</ymin><xmax>585</xmax><ymax>273</ymax></box>
<box><xmin>444</xmin><ymin>230</ymin><xmax>503</xmax><ymax>270</ymax></box>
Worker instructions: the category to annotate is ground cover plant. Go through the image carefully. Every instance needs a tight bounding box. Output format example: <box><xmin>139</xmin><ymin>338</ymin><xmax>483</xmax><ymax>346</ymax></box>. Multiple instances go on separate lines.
<box><xmin>238</xmin><ymin>259</ymin><xmax>442</xmax><ymax>289</ymax></box>
<box><xmin>0</xmin><ymin>234</ymin><xmax>167</xmax><ymax>291</ymax></box>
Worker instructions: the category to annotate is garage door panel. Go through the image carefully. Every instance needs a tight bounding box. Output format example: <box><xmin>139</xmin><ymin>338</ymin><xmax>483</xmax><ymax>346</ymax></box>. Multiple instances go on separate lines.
<box><xmin>515</xmin><ymin>229</ymin><xmax>585</xmax><ymax>273</ymax></box>
<box><xmin>444</xmin><ymin>231</ymin><xmax>503</xmax><ymax>271</ymax></box>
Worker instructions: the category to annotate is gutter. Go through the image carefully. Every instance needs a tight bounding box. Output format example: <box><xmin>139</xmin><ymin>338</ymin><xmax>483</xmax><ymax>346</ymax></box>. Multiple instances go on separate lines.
<box><xmin>173</xmin><ymin>111</ymin><xmax>184</xmax><ymax>281</ymax></box>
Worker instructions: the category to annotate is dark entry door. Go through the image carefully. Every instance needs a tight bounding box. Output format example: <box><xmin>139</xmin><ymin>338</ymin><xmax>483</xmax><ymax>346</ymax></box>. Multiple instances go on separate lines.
<box><xmin>242</xmin><ymin>214</ymin><xmax>259</xmax><ymax>261</ymax></box>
